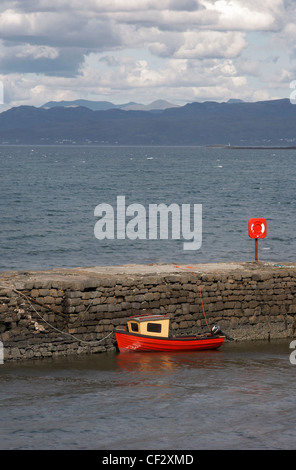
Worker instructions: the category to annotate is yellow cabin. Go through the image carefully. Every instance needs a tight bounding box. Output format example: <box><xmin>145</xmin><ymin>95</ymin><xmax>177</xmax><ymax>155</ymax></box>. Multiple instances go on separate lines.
<box><xmin>127</xmin><ymin>315</ymin><xmax>170</xmax><ymax>338</ymax></box>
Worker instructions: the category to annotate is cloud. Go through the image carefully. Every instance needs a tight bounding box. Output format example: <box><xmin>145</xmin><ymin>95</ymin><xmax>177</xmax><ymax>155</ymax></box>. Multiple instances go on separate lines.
<box><xmin>173</xmin><ymin>31</ymin><xmax>247</xmax><ymax>59</ymax></box>
<box><xmin>0</xmin><ymin>0</ymin><xmax>295</xmax><ymax>107</ymax></box>
<box><xmin>200</xmin><ymin>0</ymin><xmax>282</xmax><ymax>31</ymax></box>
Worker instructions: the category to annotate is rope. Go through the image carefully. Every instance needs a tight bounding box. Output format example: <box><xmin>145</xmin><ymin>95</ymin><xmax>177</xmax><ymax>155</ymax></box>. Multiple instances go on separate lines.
<box><xmin>0</xmin><ymin>263</ymin><xmax>213</xmax><ymax>343</ymax></box>
<box><xmin>198</xmin><ymin>285</ymin><xmax>211</xmax><ymax>332</ymax></box>
<box><xmin>0</xmin><ymin>284</ymin><xmax>114</xmax><ymax>345</ymax></box>
<box><xmin>174</xmin><ymin>265</ymin><xmax>211</xmax><ymax>332</ymax></box>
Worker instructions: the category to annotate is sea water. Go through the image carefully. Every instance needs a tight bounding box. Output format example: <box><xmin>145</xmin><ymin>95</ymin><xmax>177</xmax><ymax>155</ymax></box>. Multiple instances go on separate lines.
<box><xmin>1</xmin><ymin>340</ymin><xmax>296</xmax><ymax>450</ymax></box>
<box><xmin>0</xmin><ymin>145</ymin><xmax>295</xmax><ymax>271</ymax></box>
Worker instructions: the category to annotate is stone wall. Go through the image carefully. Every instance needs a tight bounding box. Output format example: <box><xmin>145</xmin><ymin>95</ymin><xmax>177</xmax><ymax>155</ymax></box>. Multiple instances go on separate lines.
<box><xmin>0</xmin><ymin>262</ymin><xmax>295</xmax><ymax>361</ymax></box>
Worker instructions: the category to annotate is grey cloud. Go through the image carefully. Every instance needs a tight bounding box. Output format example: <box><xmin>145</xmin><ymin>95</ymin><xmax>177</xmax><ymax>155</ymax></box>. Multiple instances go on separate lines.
<box><xmin>0</xmin><ymin>46</ymin><xmax>84</xmax><ymax>76</ymax></box>
<box><xmin>0</xmin><ymin>12</ymin><xmax>120</xmax><ymax>49</ymax></box>
<box><xmin>168</xmin><ymin>0</ymin><xmax>204</xmax><ymax>12</ymax></box>
<box><xmin>0</xmin><ymin>8</ymin><xmax>123</xmax><ymax>76</ymax></box>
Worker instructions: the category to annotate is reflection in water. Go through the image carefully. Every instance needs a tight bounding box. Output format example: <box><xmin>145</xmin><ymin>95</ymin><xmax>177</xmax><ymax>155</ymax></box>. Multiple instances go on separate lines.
<box><xmin>0</xmin><ymin>340</ymin><xmax>295</xmax><ymax>450</ymax></box>
<box><xmin>116</xmin><ymin>349</ymin><xmax>226</xmax><ymax>373</ymax></box>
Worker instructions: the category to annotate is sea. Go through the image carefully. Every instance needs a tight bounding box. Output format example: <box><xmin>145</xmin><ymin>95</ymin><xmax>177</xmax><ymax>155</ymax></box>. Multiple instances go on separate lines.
<box><xmin>1</xmin><ymin>341</ymin><xmax>296</xmax><ymax>450</ymax></box>
<box><xmin>0</xmin><ymin>145</ymin><xmax>295</xmax><ymax>271</ymax></box>
<box><xmin>0</xmin><ymin>145</ymin><xmax>296</xmax><ymax>451</ymax></box>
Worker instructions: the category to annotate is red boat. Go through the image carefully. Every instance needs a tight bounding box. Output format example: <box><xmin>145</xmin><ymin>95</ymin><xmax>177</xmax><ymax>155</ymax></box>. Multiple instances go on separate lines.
<box><xmin>115</xmin><ymin>314</ymin><xmax>225</xmax><ymax>352</ymax></box>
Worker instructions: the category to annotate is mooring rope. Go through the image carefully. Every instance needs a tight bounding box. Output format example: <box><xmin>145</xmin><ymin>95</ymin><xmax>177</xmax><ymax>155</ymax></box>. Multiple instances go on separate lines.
<box><xmin>0</xmin><ymin>284</ymin><xmax>114</xmax><ymax>345</ymax></box>
<box><xmin>174</xmin><ymin>265</ymin><xmax>211</xmax><ymax>332</ymax></box>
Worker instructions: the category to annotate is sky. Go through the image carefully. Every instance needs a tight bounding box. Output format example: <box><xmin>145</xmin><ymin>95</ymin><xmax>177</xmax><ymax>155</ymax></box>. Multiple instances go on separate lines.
<box><xmin>0</xmin><ymin>0</ymin><xmax>296</xmax><ymax>110</ymax></box>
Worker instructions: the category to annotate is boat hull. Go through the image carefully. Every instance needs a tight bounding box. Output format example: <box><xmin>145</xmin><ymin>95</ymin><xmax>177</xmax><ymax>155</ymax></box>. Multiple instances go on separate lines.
<box><xmin>115</xmin><ymin>331</ymin><xmax>224</xmax><ymax>352</ymax></box>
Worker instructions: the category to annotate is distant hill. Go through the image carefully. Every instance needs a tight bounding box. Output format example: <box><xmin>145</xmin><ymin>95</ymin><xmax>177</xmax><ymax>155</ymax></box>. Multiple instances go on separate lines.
<box><xmin>41</xmin><ymin>99</ymin><xmax>178</xmax><ymax>112</ymax></box>
<box><xmin>120</xmin><ymin>100</ymin><xmax>179</xmax><ymax>111</ymax></box>
<box><xmin>227</xmin><ymin>99</ymin><xmax>244</xmax><ymax>104</ymax></box>
<box><xmin>41</xmin><ymin>99</ymin><xmax>132</xmax><ymax>111</ymax></box>
<box><xmin>0</xmin><ymin>98</ymin><xmax>296</xmax><ymax>146</ymax></box>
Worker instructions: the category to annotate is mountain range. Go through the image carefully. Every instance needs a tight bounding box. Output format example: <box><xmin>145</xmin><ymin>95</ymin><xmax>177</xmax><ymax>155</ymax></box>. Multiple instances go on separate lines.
<box><xmin>41</xmin><ymin>99</ymin><xmax>178</xmax><ymax>112</ymax></box>
<box><xmin>0</xmin><ymin>98</ymin><xmax>295</xmax><ymax>146</ymax></box>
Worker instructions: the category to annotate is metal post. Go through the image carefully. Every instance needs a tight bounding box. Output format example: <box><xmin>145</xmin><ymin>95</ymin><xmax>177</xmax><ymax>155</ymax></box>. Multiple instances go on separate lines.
<box><xmin>255</xmin><ymin>238</ymin><xmax>258</xmax><ymax>261</ymax></box>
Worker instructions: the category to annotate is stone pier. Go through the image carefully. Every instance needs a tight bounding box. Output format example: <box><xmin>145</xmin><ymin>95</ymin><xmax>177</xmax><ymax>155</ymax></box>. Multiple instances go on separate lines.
<box><xmin>0</xmin><ymin>261</ymin><xmax>295</xmax><ymax>361</ymax></box>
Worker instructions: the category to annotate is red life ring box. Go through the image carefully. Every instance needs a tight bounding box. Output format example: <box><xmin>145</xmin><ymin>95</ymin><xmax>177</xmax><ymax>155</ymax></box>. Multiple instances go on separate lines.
<box><xmin>248</xmin><ymin>218</ymin><xmax>267</xmax><ymax>239</ymax></box>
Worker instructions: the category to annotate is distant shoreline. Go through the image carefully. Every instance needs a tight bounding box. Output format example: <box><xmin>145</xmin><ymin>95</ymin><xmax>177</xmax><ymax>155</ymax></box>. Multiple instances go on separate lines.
<box><xmin>0</xmin><ymin>142</ymin><xmax>295</xmax><ymax>148</ymax></box>
<box><xmin>209</xmin><ymin>144</ymin><xmax>296</xmax><ymax>150</ymax></box>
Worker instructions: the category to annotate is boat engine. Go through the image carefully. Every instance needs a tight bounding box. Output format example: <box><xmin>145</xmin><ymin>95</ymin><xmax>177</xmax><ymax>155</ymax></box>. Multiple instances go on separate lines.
<box><xmin>211</xmin><ymin>325</ymin><xmax>234</xmax><ymax>340</ymax></box>
<box><xmin>211</xmin><ymin>325</ymin><xmax>222</xmax><ymax>336</ymax></box>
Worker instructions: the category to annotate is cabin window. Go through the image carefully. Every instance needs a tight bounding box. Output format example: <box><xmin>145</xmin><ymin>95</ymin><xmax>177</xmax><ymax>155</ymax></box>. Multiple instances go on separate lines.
<box><xmin>147</xmin><ymin>323</ymin><xmax>162</xmax><ymax>333</ymax></box>
<box><xmin>130</xmin><ymin>322</ymin><xmax>139</xmax><ymax>332</ymax></box>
